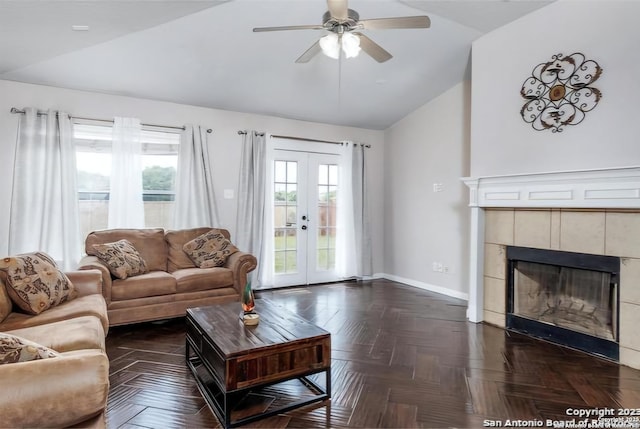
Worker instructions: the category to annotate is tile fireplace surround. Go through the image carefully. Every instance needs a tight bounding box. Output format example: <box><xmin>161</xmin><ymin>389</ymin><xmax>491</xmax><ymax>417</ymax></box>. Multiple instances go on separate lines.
<box><xmin>463</xmin><ymin>166</ymin><xmax>640</xmax><ymax>369</ymax></box>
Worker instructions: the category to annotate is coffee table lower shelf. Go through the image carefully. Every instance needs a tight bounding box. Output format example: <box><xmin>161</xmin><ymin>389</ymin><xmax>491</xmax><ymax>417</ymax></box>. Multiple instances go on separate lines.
<box><xmin>186</xmin><ymin>343</ymin><xmax>331</xmax><ymax>428</ymax></box>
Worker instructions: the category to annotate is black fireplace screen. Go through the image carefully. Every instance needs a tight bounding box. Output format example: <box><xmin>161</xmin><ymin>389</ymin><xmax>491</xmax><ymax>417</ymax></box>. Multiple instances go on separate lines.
<box><xmin>506</xmin><ymin>246</ymin><xmax>620</xmax><ymax>359</ymax></box>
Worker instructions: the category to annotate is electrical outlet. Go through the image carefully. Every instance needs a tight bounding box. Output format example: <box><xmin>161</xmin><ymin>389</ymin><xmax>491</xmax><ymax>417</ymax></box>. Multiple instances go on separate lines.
<box><xmin>443</xmin><ymin>265</ymin><xmax>450</xmax><ymax>274</ymax></box>
<box><xmin>432</xmin><ymin>183</ymin><xmax>443</xmax><ymax>192</ymax></box>
<box><xmin>432</xmin><ymin>262</ymin><xmax>443</xmax><ymax>272</ymax></box>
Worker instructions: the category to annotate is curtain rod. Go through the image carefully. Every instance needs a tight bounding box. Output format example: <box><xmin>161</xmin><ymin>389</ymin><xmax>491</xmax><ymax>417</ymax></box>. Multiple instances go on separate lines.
<box><xmin>271</xmin><ymin>134</ymin><xmax>342</xmax><ymax>145</ymax></box>
<box><xmin>237</xmin><ymin>130</ymin><xmax>265</xmax><ymax>136</ymax></box>
<box><xmin>270</xmin><ymin>133</ymin><xmax>371</xmax><ymax>148</ymax></box>
<box><xmin>10</xmin><ymin>107</ymin><xmax>212</xmax><ymax>133</ymax></box>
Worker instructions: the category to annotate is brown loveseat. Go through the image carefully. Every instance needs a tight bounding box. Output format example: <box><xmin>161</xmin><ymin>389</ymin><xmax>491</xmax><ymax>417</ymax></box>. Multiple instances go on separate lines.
<box><xmin>78</xmin><ymin>227</ymin><xmax>257</xmax><ymax>326</ymax></box>
<box><xmin>0</xmin><ymin>269</ymin><xmax>110</xmax><ymax>428</ymax></box>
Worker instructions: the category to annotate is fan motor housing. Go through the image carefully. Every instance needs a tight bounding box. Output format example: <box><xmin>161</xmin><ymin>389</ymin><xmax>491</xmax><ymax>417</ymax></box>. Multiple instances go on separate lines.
<box><xmin>322</xmin><ymin>8</ymin><xmax>360</xmax><ymax>33</ymax></box>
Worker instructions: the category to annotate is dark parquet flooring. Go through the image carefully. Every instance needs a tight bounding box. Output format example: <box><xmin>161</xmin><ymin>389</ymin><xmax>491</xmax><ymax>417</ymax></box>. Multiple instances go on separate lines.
<box><xmin>105</xmin><ymin>279</ymin><xmax>640</xmax><ymax>428</ymax></box>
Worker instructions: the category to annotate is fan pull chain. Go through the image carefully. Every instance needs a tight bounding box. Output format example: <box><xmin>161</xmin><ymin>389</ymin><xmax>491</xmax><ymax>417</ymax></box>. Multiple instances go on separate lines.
<box><xmin>337</xmin><ymin>42</ymin><xmax>342</xmax><ymax>107</ymax></box>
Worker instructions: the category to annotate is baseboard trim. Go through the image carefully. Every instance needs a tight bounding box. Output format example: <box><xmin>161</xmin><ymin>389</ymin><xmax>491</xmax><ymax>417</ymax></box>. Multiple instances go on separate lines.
<box><xmin>378</xmin><ymin>273</ymin><xmax>469</xmax><ymax>301</ymax></box>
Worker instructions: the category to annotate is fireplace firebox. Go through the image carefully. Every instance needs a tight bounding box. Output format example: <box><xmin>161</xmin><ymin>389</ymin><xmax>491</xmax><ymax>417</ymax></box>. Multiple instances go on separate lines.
<box><xmin>506</xmin><ymin>246</ymin><xmax>620</xmax><ymax>360</ymax></box>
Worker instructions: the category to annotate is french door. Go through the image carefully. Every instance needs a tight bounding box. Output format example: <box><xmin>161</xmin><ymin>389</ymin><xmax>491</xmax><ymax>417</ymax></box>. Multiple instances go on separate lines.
<box><xmin>272</xmin><ymin>150</ymin><xmax>340</xmax><ymax>287</ymax></box>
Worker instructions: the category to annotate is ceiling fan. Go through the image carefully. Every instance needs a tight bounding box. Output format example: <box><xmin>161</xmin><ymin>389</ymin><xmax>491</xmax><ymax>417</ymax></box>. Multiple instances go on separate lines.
<box><xmin>253</xmin><ymin>0</ymin><xmax>430</xmax><ymax>63</ymax></box>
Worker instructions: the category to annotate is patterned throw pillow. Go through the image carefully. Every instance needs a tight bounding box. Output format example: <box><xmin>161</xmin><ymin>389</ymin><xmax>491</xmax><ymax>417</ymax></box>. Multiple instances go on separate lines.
<box><xmin>0</xmin><ymin>333</ymin><xmax>60</xmax><ymax>364</ymax></box>
<box><xmin>0</xmin><ymin>252</ymin><xmax>76</xmax><ymax>315</ymax></box>
<box><xmin>92</xmin><ymin>239</ymin><xmax>148</xmax><ymax>280</ymax></box>
<box><xmin>183</xmin><ymin>229</ymin><xmax>239</xmax><ymax>268</ymax></box>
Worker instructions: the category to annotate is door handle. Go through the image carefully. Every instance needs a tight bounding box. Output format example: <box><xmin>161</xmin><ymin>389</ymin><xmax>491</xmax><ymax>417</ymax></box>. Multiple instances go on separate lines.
<box><xmin>301</xmin><ymin>225</ymin><xmax>307</xmax><ymax>230</ymax></box>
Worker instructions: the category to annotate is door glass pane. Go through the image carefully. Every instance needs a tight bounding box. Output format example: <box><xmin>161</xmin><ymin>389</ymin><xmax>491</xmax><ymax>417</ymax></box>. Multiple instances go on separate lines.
<box><xmin>274</xmin><ymin>250</ymin><xmax>285</xmax><ymax>273</ymax></box>
<box><xmin>328</xmin><ymin>165</ymin><xmax>338</xmax><ymax>185</ymax></box>
<box><xmin>287</xmin><ymin>184</ymin><xmax>297</xmax><ymax>202</ymax></box>
<box><xmin>274</xmin><ymin>160</ymin><xmax>298</xmax><ymax>274</ymax></box>
<box><xmin>285</xmin><ymin>251</ymin><xmax>297</xmax><ymax>273</ymax></box>
<box><xmin>274</xmin><ymin>209</ymin><xmax>286</xmax><ymax>228</ymax></box>
<box><xmin>316</xmin><ymin>164</ymin><xmax>337</xmax><ymax>271</ymax></box>
<box><xmin>274</xmin><ymin>161</ymin><xmax>287</xmax><ymax>182</ymax></box>
<box><xmin>286</xmin><ymin>228</ymin><xmax>297</xmax><ymax>250</ymax></box>
<box><xmin>286</xmin><ymin>206</ymin><xmax>297</xmax><ymax>227</ymax></box>
<box><xmin>318</xmin><ymin>164</ymin><xmax>328</xmax><ymax>185</ymax></box>
<box><xmin>287</xmin><ymin>162</ymin><xmax>297</xmax><ymax>183</ymax></box>
<box><xmin>274</xmin><ymin>183</ymin><xmax>286</xmax><ymax>201</ymax></box>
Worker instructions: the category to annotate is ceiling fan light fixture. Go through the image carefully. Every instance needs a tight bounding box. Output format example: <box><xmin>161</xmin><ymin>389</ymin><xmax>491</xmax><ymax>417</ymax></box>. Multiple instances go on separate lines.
<box><xmin>319</xmin><ymin>33</ymin><xmax>340</xmax><ymax>59</ymax></box>
<box><xmin>341</xmin><ymin>32</ymin><xmax>361</xmax><ymax>58</ymax></box>
<box><xmin>319</xmin><ymin>32</ymin><xmax>361</xmax><ymax>60</ymax></box>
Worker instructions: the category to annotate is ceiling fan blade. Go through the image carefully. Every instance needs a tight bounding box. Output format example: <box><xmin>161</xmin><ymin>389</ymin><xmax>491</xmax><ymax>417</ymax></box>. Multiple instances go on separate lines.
<box><xmin>354</xmin><ymin>33</ymin><xmax>392</xmax><ymax>63</ymax></box>
<box><xmin>359</xmin><ymin>16</ymin><xmax>431</xmax><ymax>30</ymax></box>
<box><xmin>327</xmin><ymin>0</ymin><xmax>348</xmax><ymax>20</ymax></box>
<box><xmin>253</xmin><ymin>24</ymin><xmax>324</xmax><ymax>32</ymax></box>
<box><xmin>295</xmin><ymin>40</ymin><xmax>322</xmax><ymax>63</ymax></box>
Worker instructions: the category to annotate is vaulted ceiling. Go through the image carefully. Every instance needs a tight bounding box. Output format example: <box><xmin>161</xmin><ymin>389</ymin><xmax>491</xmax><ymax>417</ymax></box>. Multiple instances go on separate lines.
<box><xmin>0</xmin><ymin>0</ymin><xmax>553</xmax><ymax>130</ymax></box>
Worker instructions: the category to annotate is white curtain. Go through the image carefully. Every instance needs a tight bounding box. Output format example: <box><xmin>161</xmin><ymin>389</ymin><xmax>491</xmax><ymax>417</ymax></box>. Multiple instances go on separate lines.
<box><xmin>173</xmin><ymin>125</ymin><xmax>219</xmax><ymax>228</ymax></box>
<box><xmin>335</xmin><ymin>142</ymin><xmax>373</xmax><ymax>279</ymax></box>
<box><xmin>9</xmin><ymin>108</ymin><xmax>82</xmax><ymax>270</ymax></box>
<box><xmin>235</xmin><ymin>131</ymin><xmax>269</xmax><ymax>288</ymax></box>
<box><xmin>108</xmin><ymin>117</ymin><xmax>144</xmax><ymax>228</ymax></box>
<box><xmin>352</xmin><ymin>143</ymin><xmax>373</xmax><ymax>276</ymax></box>
<box><xmin>335</xmin><ymin>142</ymin><xmax>358</xmax><ymax>279</ymax></box>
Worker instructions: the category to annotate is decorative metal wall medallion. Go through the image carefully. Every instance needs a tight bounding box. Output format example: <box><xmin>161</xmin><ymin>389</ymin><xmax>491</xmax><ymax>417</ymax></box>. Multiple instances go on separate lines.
<box><xmin>520</xmin><ymin>52</ymin><xmax>602</xmax><ymax>132</ymax></box>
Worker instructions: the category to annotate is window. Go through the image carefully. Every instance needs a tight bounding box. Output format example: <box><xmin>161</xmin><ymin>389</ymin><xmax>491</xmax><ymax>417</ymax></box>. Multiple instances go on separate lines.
<box><xmin>73</xmin><ymin>122</ymin><xmax>180</xmax><ymax>238</ymax></box>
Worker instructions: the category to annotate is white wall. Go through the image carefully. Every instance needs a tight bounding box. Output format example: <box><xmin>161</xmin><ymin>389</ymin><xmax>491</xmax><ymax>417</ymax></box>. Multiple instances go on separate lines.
<box><xmin>471</xmin><ymin>0</ymin><xmax>640</xmax><ymax>177</ymax></box>
<box><xmin>0</xmin><ymin>79</ymin><xmax>385</xmax><ymax>273</ymax></box>
<box><xmin>383</xmin><ymin>81</ymin><xmax>471</xmax><ymax>299</ymax></box>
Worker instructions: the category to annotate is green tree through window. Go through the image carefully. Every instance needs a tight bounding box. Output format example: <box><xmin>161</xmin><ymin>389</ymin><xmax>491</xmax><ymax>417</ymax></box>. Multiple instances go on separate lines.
<box><xmin>143</xmin><ymin>166</ymin><xmax>176</xmax><ymax>191</ymax></box>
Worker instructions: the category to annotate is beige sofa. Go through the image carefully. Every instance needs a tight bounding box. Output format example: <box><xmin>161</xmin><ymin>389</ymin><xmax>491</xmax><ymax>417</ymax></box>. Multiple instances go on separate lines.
<box><xmin>78</xmin><ymin>227</ymin><xmax>258</xmax><ymax>326</ymax></box>
<box><xmin>0</xmin><ymin>269</ymin><xmax>110</xmax><ymax>428</ymax></box>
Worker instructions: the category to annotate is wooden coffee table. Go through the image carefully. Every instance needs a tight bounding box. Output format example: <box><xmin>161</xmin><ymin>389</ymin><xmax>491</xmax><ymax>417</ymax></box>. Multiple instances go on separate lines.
<box><xmin>185</xmin><ymin>299</ymin><xmax>331</xmax><ymax>428</ymax></box>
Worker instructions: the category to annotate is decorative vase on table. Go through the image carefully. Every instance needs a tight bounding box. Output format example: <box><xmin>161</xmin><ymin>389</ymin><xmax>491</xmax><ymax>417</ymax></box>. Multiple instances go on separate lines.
<box><xmin>240</xmin><ymin>280</ymin><xmax>259</xmax><ymax>325</ymax></box>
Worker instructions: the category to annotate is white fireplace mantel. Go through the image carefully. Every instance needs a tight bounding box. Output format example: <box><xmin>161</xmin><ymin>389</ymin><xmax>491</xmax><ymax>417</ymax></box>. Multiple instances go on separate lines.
<box><xmin>461</xmin><ymin>166</ymin><xmax>640</xmax><ymax>323</ymax></box>
<box><xmin>462</xmin><ymin>166</ymin><xmax>640</xmax><ymax>209</ymax></box>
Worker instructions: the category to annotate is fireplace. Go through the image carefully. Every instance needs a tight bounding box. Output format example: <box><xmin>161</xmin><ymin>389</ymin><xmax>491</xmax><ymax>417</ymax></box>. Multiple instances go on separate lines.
<box><xmin>463</xmin><ymin>167</ymin><xmax>640</xmax><ymax>368</ymax></box>
<box><xmin>506</xmin><ymin>246</ymin><xmax>620</xmax><ymax>360</ymax></box>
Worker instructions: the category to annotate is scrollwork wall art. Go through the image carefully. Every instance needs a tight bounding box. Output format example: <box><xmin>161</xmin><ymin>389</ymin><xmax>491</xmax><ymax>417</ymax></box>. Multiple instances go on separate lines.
<box><xmin>520</xmin><ymin>52</ymin><xmax>602</xmax><ymax>132</ymax></box>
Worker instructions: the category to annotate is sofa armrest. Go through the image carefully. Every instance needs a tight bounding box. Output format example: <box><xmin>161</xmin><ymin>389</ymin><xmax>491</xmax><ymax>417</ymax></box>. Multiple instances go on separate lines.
<box><xmin>225</xmin><ymin>251</ymin><xmax>258</xmax><ymax>294</ymax></box>
<box><xmin>78</xmin><ymin>256</ymin><xmax>112</xmax><ymax>304</ymax></box>
<box><xmin>66</xmin><ymin>269</ymin><xmax>103</xmax><ymax>297</ymax></box>
<box><xmin>0</xmin><ymin>349</ymin><xmax>109</xmax><ymax>428</ymax></box>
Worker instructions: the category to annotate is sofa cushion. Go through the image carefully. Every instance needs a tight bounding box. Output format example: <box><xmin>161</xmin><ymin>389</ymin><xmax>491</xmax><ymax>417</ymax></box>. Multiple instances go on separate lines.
<box><xmin>0</xmin><ymin>294</ymin><xmax>109</xmax><ymax>334</ymax></box>
<box><xmin>86</xmin><ymin>228</ymin><xmax>168</xmax><ymax>272</ymax></box>
<box><xmin>183</xmin><ymin>229</ymin><xmax>239</xmax><ymax>268</ymax></box>
<box><xmin>92</xmin><ymin>239</ymin><xmax>148</xmax><ymax>280</ymax></box>
<box><xmin>173</xmin><ymin>267</ymin><xmax>235</xmax><ymax>293</ymax></box>
<box><xmin>0</xmin><ymin>252</ymin><xmax>76</xmax><ymax>315</ymax></box>
<box><xmin>111</xmin><ymin>271</ymin><xmax>177</xmax><ymax>301</ymax></box>
<box><xmin>165</xmin><ymin>227</ymin><xmax>220</xmax><ymax>272</ymax></box>
<box><xmin>107</xmin><ymin>293</ymin><xmax>175</xmax><ymax>310</ymax></box>
<box><xmin>0</xmin><ymin>333</ymin><xmax>60</xmax><ymax>364</ymax></box>
<box><xmin>7</xmin><ymin>316</ymin><xmax>106</xmax><ymax>353</ymax></box>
